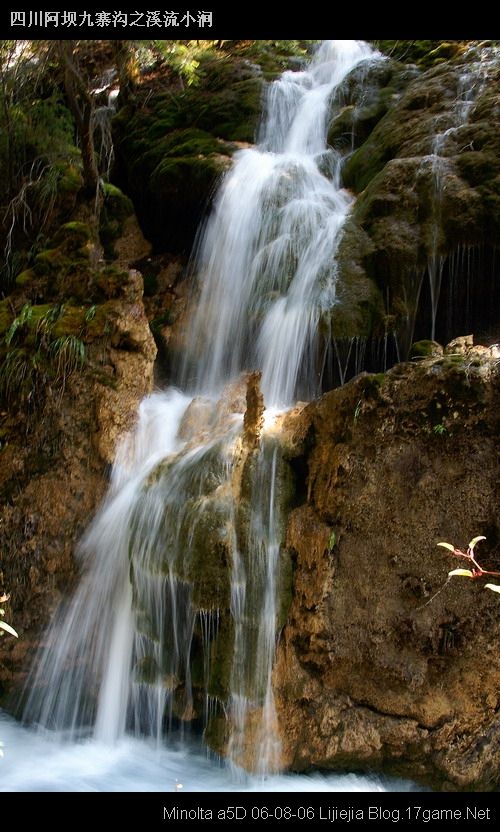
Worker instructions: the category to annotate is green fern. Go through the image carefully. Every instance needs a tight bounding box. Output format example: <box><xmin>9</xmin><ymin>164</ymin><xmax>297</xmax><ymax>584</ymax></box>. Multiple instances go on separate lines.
<box><xmin>4</xmin><ymin>303</ymin><xmax>33</xmax><ymax>346</ymax></box>
<box><xmin>0</xmin><ymin>347</ymin><xmax>36</xmax><ymax>403</ymax></box>
<box><xmin>84</xmin><ymin>304</ymin><xmax>97</xmax><ymax>322</ymax></box>
<box><xmin>48</xmin><ymin>335</ymin><xmax>86</xmax><ymax>378</ymax></box>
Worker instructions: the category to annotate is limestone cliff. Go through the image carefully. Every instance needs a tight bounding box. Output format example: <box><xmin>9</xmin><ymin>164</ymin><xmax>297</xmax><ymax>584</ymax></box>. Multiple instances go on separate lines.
<box><xmin>274</xmin><ymin>344</ymin><xmax>500</xmax><ymax>790</ymax></box>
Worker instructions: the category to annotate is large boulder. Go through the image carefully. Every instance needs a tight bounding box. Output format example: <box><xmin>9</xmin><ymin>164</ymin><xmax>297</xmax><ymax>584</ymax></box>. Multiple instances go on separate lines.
<box><xmin>274</xmin><ymin>348</ymin><xmax>500</xmax><ymax>789</ymax></box>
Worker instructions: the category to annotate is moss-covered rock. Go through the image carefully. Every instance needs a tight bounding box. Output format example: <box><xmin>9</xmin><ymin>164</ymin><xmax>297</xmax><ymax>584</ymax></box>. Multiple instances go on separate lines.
<box><xmin>52</xmin><ymin>221</ymin><xmax>93</xmax><ymax>250</ymax></box>
<box><xmin>410</xmin><ymin>339</ymin><xmax>444</xmax><ymax>358</ymax></box>
<box><xmin>112</xmin><ymin>46</ymin><xmax>285</xmax><ymax>254</ymax></box>
<box><xmin>114</xmin><ymin>116</ymin><xmax>233</xmax><ymax>252</ymax></box>
<box><xmin>99</xmin><ymin>183</ymin><xmax>134</xmax><ymax>259</ymax></box>
<box><xmin>330</xmin><ymin>59</ymin><xmax>418</xmax><ymax>154</ymax></box>
<box><xmin>334</xmin><ymin>45</ymin><xmax>500</xmax><ymax>358</ymax></box>
<box><xmin>372</xmin><ymin>40</ymin><xmax>470</xmax><ymax>68</ymax></box>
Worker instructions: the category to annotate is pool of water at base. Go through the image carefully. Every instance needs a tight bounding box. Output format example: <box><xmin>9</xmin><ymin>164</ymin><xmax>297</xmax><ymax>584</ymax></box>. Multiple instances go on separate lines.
<box><xmin>0</xmin><ymin>712</ymin><xmax>421</xmax><ymax>793</ymax></box>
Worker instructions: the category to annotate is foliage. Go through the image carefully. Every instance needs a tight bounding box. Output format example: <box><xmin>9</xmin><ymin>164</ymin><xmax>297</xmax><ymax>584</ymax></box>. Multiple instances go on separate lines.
<box><xmin>150</xmin><ymin>41</ymin><xmax>206</xmax><ymax>87</ymax></box>
<box><xmin>0</xmin><ymin>41</ymin><xmax>81</xmax><ymax>289</ymax></box>
<box><xmin>0</xmin><ymin>301</ymin><xmax>87</xmax><ymax>406</ymax></box>
<box><xmin>419</xmin><ymin>536</ymin><xmax>500</xmax><ymax>609</ymax></box>
<box><xmin>433</xmin><ymin>423</ymin><xmax>447</xmax><ymax>436</ymax></box>
<box><xmin>0</xmin><ymin>593</ymin><xmax>18</xmax><ymax>639</ymax></box>
<box><xmin>437</xmin><ymin>537</ymin><xmax>500</xmax><ymax>592</ymax></box>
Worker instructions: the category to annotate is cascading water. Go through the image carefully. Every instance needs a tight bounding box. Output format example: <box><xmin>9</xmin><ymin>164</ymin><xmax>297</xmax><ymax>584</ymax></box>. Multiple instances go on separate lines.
<box><xmin>23</xmin><ymin>40</ymin><xmax>381</xmax><ymax>779</ymax></box>
<box><xmin>182</xmin><ymin>39</ymin><xmax>377</xmax><ymax>407</ymax></box>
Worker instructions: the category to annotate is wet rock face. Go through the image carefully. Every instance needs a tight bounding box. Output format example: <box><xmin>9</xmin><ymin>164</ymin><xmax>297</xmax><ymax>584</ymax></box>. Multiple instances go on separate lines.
<box><xmin>274</xmin><ymin>349</ymin><xmax>500</xmax><ymax>789</ymax></box>
<box><xmin>330</xmin><ymin>44</ymin><xmax>500</xmax><ymax>361</ymax></box>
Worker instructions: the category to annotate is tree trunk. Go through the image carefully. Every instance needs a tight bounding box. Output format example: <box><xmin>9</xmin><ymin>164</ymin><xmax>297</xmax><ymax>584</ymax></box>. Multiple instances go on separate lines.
<box><xmin>113</xmin><ymin>41</ymin><xmax>138</xmax><ymax>107</ymax></box>
<box><xmin>56</xmin><ymin>41</ymin><xmax>99</xmax><ymax>194</ymax></box>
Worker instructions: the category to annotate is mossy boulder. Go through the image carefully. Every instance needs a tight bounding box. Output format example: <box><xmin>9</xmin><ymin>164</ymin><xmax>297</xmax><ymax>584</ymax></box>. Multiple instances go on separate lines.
<box><xmin>114</xmin><ymin>118</ymin><xmax>233</xmax><ymax>252</ymax></box>
<box><xmin>11</xmin><ymin>219</ymin><xmax>139</xmax><ymax>306</ymax></box>
<box><xmin>54</xmin><ymin>161</ymin><xmax>82</xmax><ymax>195</ymax></box>
<box><xmin>99</xmin><ymin>183</ymin><xmax>134</xmax><ymax>259</ymax></box>
<box><xmin>330</xmin><ymin>59</ymin><xmax>418</xmax><ymax>153</ymax></box>
<box><xmin>112</xmin><ymin>48</ymin><xmax>277</xmax><ymax>254</ymax></box>
<box><xmin>410</xmin><ymin>339</ymin><xmax>444</xmax><ymax>358</ymax></box>
<box><xmin>52</xmin><ymin>221</ymin><xmax>93</xmax><ymax>251</ymax></box>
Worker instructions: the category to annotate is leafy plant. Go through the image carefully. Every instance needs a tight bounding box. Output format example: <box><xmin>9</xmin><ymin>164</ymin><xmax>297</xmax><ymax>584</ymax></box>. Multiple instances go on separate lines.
<box><xmin>0</xmin><ymin>593</ymin><xmax>18</xmax><ymax>758</ymax></box>
<box><xmin>0</xmin><ymin>593</ymin><xmax>18</xmax><ymax>639</ymax></box>
<box><xmin>433</xmin><ymin>423</ymin><xmax>447</xmax><ymax>436</ymax></box>
<box><xmin>49</xmin><ymin>335</ymin><xmax>86</xmax><ymax>377</ymax></box>
<box><xmin>0</xmin><ymin>304</ymin><xmax>87</xmax><ymax>406</ymax></box>
<box><xmin>4</xmin><ymin>303</ymin><xmax>33</xmax><ymax>346</ymax></box>
<box><xmin>419</xmin><ymin>536</ymin><xmax>500</xmax><ymax>609</ymax></box>
<box><xmin>84</xmin><ymin>304</ymin><xmax>97</xmax><ymax>322</ymax></box>
<box><xmin>36</xmin><ymin>303</ymin><xmax>65</xmax><ymax>333</ymax></box>
<box><xmin>438</xmin><ymin>536</ymin><xmax>500</xmax><ymax>593</ymax></box>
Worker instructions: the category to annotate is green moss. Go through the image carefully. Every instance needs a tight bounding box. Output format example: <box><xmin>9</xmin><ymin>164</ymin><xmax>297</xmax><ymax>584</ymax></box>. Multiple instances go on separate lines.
<box><xmin>102</xmin><ymin>182</ymin><xmax>133</xmax><ymax>211</ymax></box>
<box><xmin>135</xmin><ymin>655</ymin><xmax>159</xmax><ymax>684</ymax></box>
<box><xmin>51</xmin><ymin>307</ymin><xmax>86</xmax><ymax>337</ymax></box>
<box><xmin>15</xmin><ymin>268</ymin><xmax>36</xmax><ymax>287</ymax></box>
<box><xmin>371</xmin><ymin>372</ymin><xmax>388</xmax><ymax>387</ymax></box>
<box><xmin>99</xmin><ymin>183</ymin><xmax>134</xmax><ymax>259</ymax></box>
<box><xmin>52</xmin><ymin>221</ymin><xmax>93</xmax><ymax>250</ymax></box>
<box><xmin>155</xmin><ymin>128</ymin><xmax>228</xmax><ymax>158</ymax></box>
<box><xmin>93</xmin><ymin>265</ymin><xmax>129</xmax><ymax>300</ymax></box>
<box><xmin>34</xmin><ymin>248</ymin><xmax>64</xmax><ymax>270</ymax></box>
<box><xmin>14</xmin><ymin>220</ymin><xmax>99</xmax><ymax>302</ymax></box>
<box><xmin>113</xmin><ymin>56</ymin><xmax>266</xmax><ymax>251</ymax></box>
<box><xmin>443</xmin><ymin>354</ymin><xmax>466</xmax><ymax>367</ymax></box>
<box><xmin>342</xmin><ymin>141</ymin><xmax>393</xmax><ymax>193</ymax></box>
<box><xmin>455</xmin><ymin>151</ymin><xmax>498</xmax><ymax>187</ymax></box>
<box><xmin>181</xmin><ymin>498</ymin><xmax>232</xmax><ymax>610</ymax></box>
<box><xmin>410</xmin><ymin>340</ymin><xmax>443</xmax><ymax>359</ymax></box>
<box><xmin>1</xmin><ymin>301</ymin><xmax>112</xmax><ymax>344</ymax></box>
<box><xmin>152</xmin><ymin>153</ymin><xmax>222</xmax><ymax>186</ymax></box>
<box><xmin>55</xmin><ymin>162</ymin><xmax>82</xmax><ymax>194</ymax></box>
<box><xmin>30</xmin><ymin>243</ymin><xmax>87</xmax><ymax>295</ymax></box>
<box><xmin>372</xmin><ymin>41</ymin><xmax>467</xmax><ymax>68</ymax></box>
<box><xmin>204</xmin><ymin>712</ymin><xmax>229</xmax><ymax>753</ymax></box>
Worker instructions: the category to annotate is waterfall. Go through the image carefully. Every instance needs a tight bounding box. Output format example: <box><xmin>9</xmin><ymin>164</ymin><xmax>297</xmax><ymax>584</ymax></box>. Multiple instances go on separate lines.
<box><xmin>24</xmin><ymin>40</ymin><xmax>379</xmax><ymax>774</ymax></box>
<box><xmin>181</xmin><ymin>39</ymin><xmax>377</xmax><ymax>408</ymax></box>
